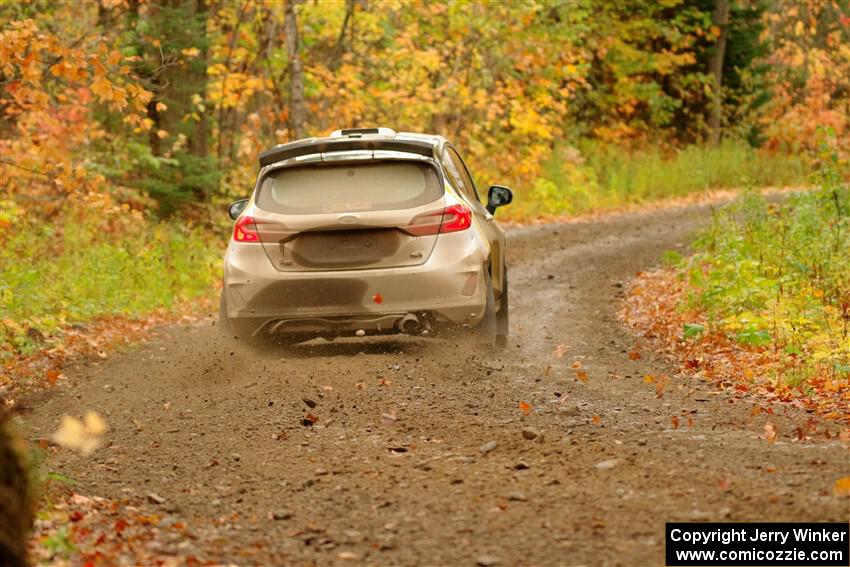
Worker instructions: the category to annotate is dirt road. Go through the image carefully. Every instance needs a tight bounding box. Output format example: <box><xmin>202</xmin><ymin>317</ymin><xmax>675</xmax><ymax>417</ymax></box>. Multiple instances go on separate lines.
<box><xmin>22</xmin><ymin>204</ymin><xmax>849</xmax><ymax>566</ymax></box>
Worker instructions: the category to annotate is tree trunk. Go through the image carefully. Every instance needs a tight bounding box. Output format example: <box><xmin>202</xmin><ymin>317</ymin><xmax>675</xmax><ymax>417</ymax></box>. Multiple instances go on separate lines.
<box><xmin>708</xmin><ymin>0</ymin><xmax>730</xmax><ymax>146</ymax></box>
<box><xmin>0</xmin><ymin>414</ymin><xmax>31</xmax><ymax>567</ymax></box>
<box><xmin>124</xmin><ymin>0</ymin><xmax>163</xmax><ymax>156</ymax></box>
<box><xmin>189</xmin><ymin>0</ymin><xmax>209</xmax><ymax>159</ymax></box>
<box><xmin>329</xmin><ymin>0</ymin><xmax>355</xmax><ymax>68</ymax></box>
<box><xmin>146</xmin><ymin>92</ymin><xmax>163</xmax><ymax>156</ymax></box>
<box><xmin>285</xmin><ymin>0</ymin><xmax>307</xmax><ymax>140</ymax></box>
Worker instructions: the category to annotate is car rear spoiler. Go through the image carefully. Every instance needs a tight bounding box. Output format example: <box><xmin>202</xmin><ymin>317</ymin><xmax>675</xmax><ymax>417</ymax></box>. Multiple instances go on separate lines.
<box><xmin>258</xmin><ymin>137</ymin><xmax>436</xmax><ymax>167</ymax></box>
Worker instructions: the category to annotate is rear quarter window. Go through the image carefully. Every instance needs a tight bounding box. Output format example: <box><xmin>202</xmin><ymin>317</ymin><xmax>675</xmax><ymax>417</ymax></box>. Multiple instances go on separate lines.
<box><xmin>256</xmin><ymin>161</ymin><xmax>443</xmax><ymax>214</ymax></box>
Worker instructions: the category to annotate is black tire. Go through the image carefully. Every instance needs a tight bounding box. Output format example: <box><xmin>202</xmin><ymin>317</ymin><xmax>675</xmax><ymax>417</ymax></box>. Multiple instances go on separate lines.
<box><xmin>495</xmin><ymin>268</ymin><xmax>509</xmax><ymax>350</ymax></box>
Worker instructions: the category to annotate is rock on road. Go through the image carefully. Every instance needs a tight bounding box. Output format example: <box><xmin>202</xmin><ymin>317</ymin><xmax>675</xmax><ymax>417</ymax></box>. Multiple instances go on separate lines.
<box><xmin>22</xmin><ymin>203</ymin><xmax>849</xmax><ymax>566</ymax></box>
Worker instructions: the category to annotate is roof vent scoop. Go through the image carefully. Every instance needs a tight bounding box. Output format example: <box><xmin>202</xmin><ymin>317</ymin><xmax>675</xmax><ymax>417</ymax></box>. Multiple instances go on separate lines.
<box><xmin>330</xmin><ymin>127</ymin><xmax>396</xmax><ymax>138</ymax></box>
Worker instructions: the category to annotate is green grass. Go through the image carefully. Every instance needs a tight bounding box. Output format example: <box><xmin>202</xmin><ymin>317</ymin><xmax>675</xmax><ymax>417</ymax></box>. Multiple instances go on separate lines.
<box><xmin>0</xmin><ymin>208</ymin><xmax>221</xmax><ymax>356</ymax></box>
<box><xmin>682</xmin><ymin>141</ymin><xmax>849</xmax><ymax>379</ymax></box>
<box><xmin>505</xmin><ymin>140</ymin><xmax>811</xmax><ymax>220</ymax></box>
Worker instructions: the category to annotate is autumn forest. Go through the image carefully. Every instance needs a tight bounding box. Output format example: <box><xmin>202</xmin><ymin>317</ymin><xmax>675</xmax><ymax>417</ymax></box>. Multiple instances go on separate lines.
<box><xmin>1</xmin><ymin>1</ymin><xmax>849</xmax><ymax>565</ymax></box>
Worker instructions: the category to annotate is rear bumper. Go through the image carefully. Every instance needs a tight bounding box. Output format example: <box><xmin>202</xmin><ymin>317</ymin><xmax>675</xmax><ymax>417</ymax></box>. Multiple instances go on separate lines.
<box><xmin>223</xmin><ymin>231</ymin><xmax>489</xmax><ymax>335</ymax></box>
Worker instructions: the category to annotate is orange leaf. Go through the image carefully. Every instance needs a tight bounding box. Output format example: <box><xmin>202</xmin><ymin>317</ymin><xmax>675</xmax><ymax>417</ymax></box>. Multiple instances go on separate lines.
<box><xmin>591</xmin><ymin>415</ymin><xmax>601</xmax><ymax>425</ymax></box>
<box><xmin>518</xmin><ymin>401</ymin><xmax>531</xmax><ymax>415</ymax></box>
<box><xmin>46</xmin><ymin>369</ymin><xmax>61</xmax><ymax>385</ymax></box>
<box><xmin>655</xmin><ymin>376</ymin><xmax>668</xmax><ymax>399</ymax></box>
<box><xmin>628</xmin><ymin>350</ymin><xmax>641</xmax><ymax>361</ymax></box>
<box><xmin>833</xmin><ymin>476</ymin><xmax>850</xmax><ymax>497</ymax></box>
<box><xmin>671</xmin><ymin>416</ymin><xmax>679</xmax><ymax>429</ymax></box>
<box><xmin>576</xmin><ymin>370</ymin><xmax>588</xmax><ymax>383</ymax></box>
<box><xmin>643</xmin><ymin>374</ymin><xmax>655</xmax><ymax>383</ymax></box>
<box><xmin>91</xmin><ymin>77</ymin><xmax>112</xmax><ymax>101</ymax></box>
<box><xmin>571</xmin><ymin>360</ymin><xmax>582</xmax><ymax>369</ymax></box>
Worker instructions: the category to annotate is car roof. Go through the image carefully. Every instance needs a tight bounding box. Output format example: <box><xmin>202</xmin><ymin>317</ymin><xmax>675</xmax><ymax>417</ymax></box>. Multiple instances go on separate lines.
<box><xmin>258</xmin><ymin>129</ymin><xmax>449</xmax><ymax>167</ymax></box>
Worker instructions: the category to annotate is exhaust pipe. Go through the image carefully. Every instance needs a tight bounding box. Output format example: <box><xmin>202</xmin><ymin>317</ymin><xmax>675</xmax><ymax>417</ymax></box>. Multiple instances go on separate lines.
<box><xmin>398</xmin><ymin>313</ymin><xmax>420</xmax><ymax>334</ymax></box>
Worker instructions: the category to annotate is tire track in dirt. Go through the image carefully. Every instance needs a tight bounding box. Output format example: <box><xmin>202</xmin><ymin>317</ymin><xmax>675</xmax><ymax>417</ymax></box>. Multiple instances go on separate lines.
<box><xmin>21</xmin><ymin>203</ymin><xmax>849</xmax><ymax>566</ymax></box>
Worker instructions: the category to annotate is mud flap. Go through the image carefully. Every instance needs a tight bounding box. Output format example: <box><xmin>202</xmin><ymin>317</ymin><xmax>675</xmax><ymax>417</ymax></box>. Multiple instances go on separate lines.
<box><xmin>495</xmin><ymin>268</ymin><xmax>509</xmax><ymax>350</ymax></box>
<box><xmin>218</xmin><ymin>291</ymin><xmax>234</xmax><ymax>338</ymax></box>
<box><xmin>476</xmin><ymin>269</ymin><xmax>499</xmax><ymax>350</ymax></box>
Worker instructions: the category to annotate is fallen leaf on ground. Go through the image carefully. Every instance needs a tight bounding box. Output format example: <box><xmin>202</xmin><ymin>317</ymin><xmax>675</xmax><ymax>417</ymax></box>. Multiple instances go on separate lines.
<box><xmin>621</xmin><ymin>268</ymin><xmax>850</xmax><ymax>425</ymax></box>
<box><xmin>655</xmin><ymin>376</ymin><xmax>668</xmax><ymax>399</ymax></box>
<box><xmin>764</xmin><ymin>421</ymin><xmax>778</xmax><ymax>445</ymax></box>
<box><xmin>833</xmin><ymin>476</ymin><xmax>850</xmax><ymax>497</ymax></box>
<box><xmin>46</xmin><ymin>369</ymin><xmax>61</xmax><ymax>385</ymax></box>
<box><xmin>518</xmin><ymin>401</ymin><xmax>531</xmax><ymax>415</ymax></box>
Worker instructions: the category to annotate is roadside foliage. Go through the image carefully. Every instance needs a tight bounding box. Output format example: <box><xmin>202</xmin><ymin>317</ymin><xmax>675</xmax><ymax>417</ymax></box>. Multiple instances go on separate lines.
<box><xmin>623</xmin><ymin>137</ymin><xmax>850</xmax><ymax>423</ymax></box>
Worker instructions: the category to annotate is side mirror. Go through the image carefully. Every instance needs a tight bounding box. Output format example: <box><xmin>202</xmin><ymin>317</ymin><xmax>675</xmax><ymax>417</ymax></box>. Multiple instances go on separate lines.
<box><xmin>486</xmin><ymin>185</ymin><xmax>513</xmax><ymax>214</ymax></box>
<box><xmin>228</xmin><ymin>199</ymin><xmax>249</xmax><ymax>220</ymax></box>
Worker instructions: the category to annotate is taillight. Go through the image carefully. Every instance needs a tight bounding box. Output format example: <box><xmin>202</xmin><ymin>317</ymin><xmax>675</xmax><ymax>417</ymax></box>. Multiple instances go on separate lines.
<box><xmin>404</xmin><ymin>204</ymin><xmax>472</xmax><ymax>236</ymax></box>
<box><xmin>440</xmin><ymin>204</ymin><xmax>473</xmax><ymax>233</ymax></box>
<box><xmin>233</xmin><ymin>216</ymin><xmax>260</xmax><ymax>242</ymax></box>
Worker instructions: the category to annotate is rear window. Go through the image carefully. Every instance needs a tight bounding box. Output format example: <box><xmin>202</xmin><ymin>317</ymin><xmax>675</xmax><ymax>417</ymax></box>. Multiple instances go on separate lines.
<box><xmin>256</xmin><ymin>161</ymin><xmax>443</xmax><ymax>214</ymax></box>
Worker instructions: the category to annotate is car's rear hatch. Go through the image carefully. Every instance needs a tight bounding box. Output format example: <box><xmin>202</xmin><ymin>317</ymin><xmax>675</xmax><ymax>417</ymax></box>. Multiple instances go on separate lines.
<box><xmin>252</xmin><ymin>159</ymin><xmax>447</xmax><ymax>272</ymax></box>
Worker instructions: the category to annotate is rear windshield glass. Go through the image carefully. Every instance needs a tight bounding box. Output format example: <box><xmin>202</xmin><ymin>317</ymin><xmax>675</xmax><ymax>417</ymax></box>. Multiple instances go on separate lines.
<box><xmin>256</xmin><ymin>161</ymin><xmax>442</xmax><ymax>214</ymax></box>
